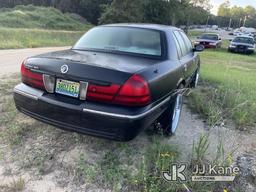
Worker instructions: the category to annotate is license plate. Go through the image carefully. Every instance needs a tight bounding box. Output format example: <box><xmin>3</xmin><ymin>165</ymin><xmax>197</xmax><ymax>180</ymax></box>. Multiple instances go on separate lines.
<box><xmin>55</xmin><ymin>79</ymin><xmax>80</xmax><ymax>98</ymax></box>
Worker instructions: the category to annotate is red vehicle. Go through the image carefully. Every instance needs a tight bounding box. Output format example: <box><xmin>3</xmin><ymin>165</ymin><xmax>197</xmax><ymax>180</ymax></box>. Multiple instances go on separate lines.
<box><xmin>194</xmin><ymin>33</ymin><xmax>222</xmax><ymax>48</ymax></box>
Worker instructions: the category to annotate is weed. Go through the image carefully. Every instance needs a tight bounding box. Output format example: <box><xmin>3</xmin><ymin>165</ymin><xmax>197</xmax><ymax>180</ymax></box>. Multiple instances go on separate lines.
<box><xmin>76</xmin><ymin>153</ymin><xmax>98</xmax><ymax>183</ymax></box>
<box><xmin>0</xmin><ymin>177</ymin><xmax>25</xmax><ymax>192</ymax></box>
<box><xmin>132</xmin><ymin>137</ymin><xmax>182</xmax><ymax>192</ymax></box>
<box><xmin>192</xmin><ymin>133</ymin><xmax>210</xmax><ymax>165</ymax></box>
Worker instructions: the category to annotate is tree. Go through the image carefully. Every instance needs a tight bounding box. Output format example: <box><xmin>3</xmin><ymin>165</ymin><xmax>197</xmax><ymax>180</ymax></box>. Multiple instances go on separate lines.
<box><xmin>217</xmin><ymin>0</ymin><xmax>231</xmax><ymax>17</ymax></box>
<box><xmin>99</xmin><ymin>0</ymin><xmax>143</xmax><ymax>24</ymax></box>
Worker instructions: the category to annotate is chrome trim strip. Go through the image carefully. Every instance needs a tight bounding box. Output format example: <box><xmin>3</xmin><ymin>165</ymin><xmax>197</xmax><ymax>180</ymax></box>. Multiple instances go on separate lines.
<box><xmin>14</xmin><ymin>88</ymin><xmax>39</xmax><ymax>100</ymax></box>
<box><xmin>83</xmin><ymin>96</ymin><xmax>170</xmax><ymax>120</ymax></box>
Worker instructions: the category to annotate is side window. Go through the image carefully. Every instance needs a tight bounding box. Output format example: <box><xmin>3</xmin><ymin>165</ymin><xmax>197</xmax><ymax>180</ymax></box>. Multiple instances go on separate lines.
<box><xmin>180</xmin><ymin>31</ymin><xmax>193</xmax><ymax>52</ymax></box>
<box><xmin>173</xmin><ymin>31</ymin><xmax>187</xmax><ymax>57</ymax></box>
<box><xmin>173</xmin><ymin>33</ymin><xmax>182</xmax><ymax>58</ymax></box>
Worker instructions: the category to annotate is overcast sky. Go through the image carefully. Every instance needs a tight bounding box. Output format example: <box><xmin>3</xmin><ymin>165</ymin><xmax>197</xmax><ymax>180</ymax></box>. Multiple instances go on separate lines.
<box><xmin>210</xmin><ymin>0</ymin><xmax>256</xmax><ymax>14</ymax></box>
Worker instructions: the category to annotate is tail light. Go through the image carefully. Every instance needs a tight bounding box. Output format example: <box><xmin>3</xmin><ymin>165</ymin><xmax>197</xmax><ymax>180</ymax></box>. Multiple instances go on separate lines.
<box><xmin>87</xmin><ymin>75</ymin><xmax>151</xmax><ymax>107</ymax></box>
<box><xmin>87</xmin><ymin>83</ymin><xmax>120</xmax><ymax>102</ymax></box>
<box><xmin>21</xmin><ymin>61</ymin><xmax>45</xmax><ymax>90</ymax></box>
<box><xmin>114</xmin><ymin>75</ymin><xmax>151</xmax><ymax>106</ymax></box>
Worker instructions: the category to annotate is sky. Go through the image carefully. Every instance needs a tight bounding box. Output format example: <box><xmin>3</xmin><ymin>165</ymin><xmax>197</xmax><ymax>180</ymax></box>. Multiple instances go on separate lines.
<box><xmin>210</xmin><ymin>0</ymin><xmax>256</xmax><ymax>15</ymax></box>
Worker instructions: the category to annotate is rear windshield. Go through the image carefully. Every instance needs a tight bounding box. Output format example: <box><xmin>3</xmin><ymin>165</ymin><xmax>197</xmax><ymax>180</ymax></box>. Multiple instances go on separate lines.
<box><xmin>233</xmin><ymin>37</ymin><xmax>254</xmax><ymax>44</ymax></box>
<box><xmin>200</xmin><ymin>34</ymin><xmax>218</xmax><ymax>40</ymax></box>
<box><xmin>73</xmin><ymin>26</ymin><xmax>162</xmax><ymax>57</ymax></box>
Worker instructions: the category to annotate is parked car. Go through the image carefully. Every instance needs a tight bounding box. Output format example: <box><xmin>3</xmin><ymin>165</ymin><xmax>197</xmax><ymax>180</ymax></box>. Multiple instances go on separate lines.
<box><xmin>13</xmin><ymin>24</ymin><xmax>203</xmax><ymax>141</ymax></box>
<box><xmin>194</xmin><ymin>33</ymin><xmax>222</xmax><ymax>48</ymax></box>
<box><xmin>228</xmin><ymin>36</ymin><xmax>255</xmax><ymax>54</ymax></box>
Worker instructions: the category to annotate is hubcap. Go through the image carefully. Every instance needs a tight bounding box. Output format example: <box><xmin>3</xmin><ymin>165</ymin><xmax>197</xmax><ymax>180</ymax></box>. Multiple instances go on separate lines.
<box><xmin>171</xmin><ymin>94</ymin><xmax>183</xmax><ymax>134</ymax></box>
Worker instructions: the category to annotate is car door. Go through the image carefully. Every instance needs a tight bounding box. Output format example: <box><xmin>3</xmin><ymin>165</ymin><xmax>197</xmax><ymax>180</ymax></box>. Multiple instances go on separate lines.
<box><xmin>173</xmin><ymin>31</ymin><xmax>197</xmax><ymax>84</ymax></box>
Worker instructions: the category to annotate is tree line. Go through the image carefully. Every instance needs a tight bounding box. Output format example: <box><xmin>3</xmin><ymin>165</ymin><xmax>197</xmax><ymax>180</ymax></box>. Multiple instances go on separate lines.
<box><xmin>0</xmin><ymin>0</ymin><xmax>255</xmax><ymax>28</ymax></box>
<box><xmin>216</xmin><ymin>0</ymin><xmax>256</xmax><ymax>28</ymax></box>
<box><xmin>0</xmin><ymin>0</ymin><xmax>211</xmax><ymax>26</ymax></box>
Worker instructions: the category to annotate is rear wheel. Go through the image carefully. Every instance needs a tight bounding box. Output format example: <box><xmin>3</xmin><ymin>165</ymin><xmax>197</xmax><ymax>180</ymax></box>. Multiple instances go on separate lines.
<box><xmin>190</xmin><ymin>70</ymin><xmax>200</xmax><ymax>88</ymax></box>
<box><xmin>154</xmin><ymin>87</ymin><xmax>184</xmax><ymax>136</ymax></box>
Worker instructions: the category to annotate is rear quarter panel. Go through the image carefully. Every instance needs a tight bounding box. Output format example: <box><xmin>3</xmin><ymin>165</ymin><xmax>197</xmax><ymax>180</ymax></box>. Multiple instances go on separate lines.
<box><xmin>139</xmin><ymin>30</ymin><xmax>183</xmax><ymax>102</ymax></box>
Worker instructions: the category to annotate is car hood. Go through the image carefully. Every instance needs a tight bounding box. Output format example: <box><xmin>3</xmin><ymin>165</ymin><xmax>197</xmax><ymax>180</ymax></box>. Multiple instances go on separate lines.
<box><xmin>197</xmin><ymin>39</ymin><xmax>218</xmax><ymax>43</ymax></box>
<box><xmin>35</xmin><ymin>49</ymin><xmax>159</xmax><ymax>74</ymax></box>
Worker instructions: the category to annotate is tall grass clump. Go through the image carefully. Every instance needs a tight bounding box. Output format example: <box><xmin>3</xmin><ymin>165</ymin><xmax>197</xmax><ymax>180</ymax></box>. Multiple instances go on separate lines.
<box><xmin>0</xmin><ymin>5</ymin><xmax>91</xmax><ymax>31</ymax></box>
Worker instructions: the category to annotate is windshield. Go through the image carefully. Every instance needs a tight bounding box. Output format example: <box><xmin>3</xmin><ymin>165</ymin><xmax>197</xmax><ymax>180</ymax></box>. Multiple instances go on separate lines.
<box><xmin>233</xmin><ymin>37</ymin><xmax>254</xmax><ymax>44</ymax></box>
<box><xmin>200</xmin><ymin>34</ymin><xmax>218</xmax><ymax>40</ymax></box>
<box><xmin>73</xmin><ymin>26</ymin><xmax>162</xmax><ymax>57</ymax></box>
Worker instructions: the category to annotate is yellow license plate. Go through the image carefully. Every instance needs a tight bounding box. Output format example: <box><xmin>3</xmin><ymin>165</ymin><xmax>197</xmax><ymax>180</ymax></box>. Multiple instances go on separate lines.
<box><xmin>55</xmin><ymin>79</ymin><xmax>80</xmax><ymax>98</ymax></box>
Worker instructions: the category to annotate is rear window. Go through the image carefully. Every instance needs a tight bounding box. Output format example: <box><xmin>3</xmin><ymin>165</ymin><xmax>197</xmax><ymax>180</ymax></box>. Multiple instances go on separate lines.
<box><xmin>73</xmin><ymin>26</ymin><xmax>162</xmax><ymax>57</ymax></box>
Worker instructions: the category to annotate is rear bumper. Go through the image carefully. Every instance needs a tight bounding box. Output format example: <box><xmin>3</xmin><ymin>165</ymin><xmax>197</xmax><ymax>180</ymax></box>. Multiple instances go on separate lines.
<box><xmin>13</xmin><ymin>83</ymin><xmax>169</xmax><ymax>141</ymax></box>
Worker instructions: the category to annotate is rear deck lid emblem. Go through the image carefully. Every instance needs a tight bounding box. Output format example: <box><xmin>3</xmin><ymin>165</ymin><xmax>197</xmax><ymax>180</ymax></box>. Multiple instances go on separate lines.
<box><xmin>61</xmin><ymin>65</ymin><xmax>69</xmax><ymax>74</ymax></box>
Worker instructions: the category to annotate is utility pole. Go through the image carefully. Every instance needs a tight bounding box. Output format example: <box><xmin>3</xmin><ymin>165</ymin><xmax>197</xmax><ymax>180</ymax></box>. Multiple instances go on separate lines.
<box><xmin>238</xmin><ymin>18</ymin><xmax>242</xmax><ymax>28</ymax></box>
<box><xmin>243</xmin><ymin>16</ymin><xmax>247</xmax><ymax>27</ymax></box>
<box><xmin>204</xmin><ymin>15</ymin><xmax>210</xmax><ymax>32</ymax></box>
<box><xmin>228</xmin><ymin>18</ymin><xmax>232</xmax><ymax>30</ymax></box>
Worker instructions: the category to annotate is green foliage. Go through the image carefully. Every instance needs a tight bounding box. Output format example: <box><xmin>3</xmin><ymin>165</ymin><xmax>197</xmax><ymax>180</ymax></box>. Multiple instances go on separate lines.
<box><xmin>0</xmin><ymin>28</ymin><xmax>85</xmax><ymax>49</ymax></box>
<box><xmin>192</xmin><ymin>134</ymin><xmax>210</xmax><ymax>165</ymax></box>
<box><xmin>188</xmin><ymin>47</ymin><xmax>256</xmax><ymax>129</ymax></box>
<box><xmin>0</xmin><ymin>0</ymin><xmax>112</xmax><ymax>25</ymax></box>
<box><xmin>99</xmin><ymin>0</ymin><xmax>211</xmax><ymax>25</ymax></box>
<box><xmin>0</xmin><ymin>5</ymin><xmax>91</xmax><ymax>30</ymax></box>
<box><xmin>99</xmin><ymin>0</ymin><xmax>143</xmax><ymax>24</ymax></box>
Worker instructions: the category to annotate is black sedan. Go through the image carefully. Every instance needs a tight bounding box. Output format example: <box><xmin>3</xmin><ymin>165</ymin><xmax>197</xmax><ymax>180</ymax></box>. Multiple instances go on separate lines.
<box><xmin>228</xmin><ymin>36</ymin><xmax>255</xmax><ymax>54</ymax></box>
<box><xmin>13</xmin><ymin>24</ymin><xmax>203</xmax><ymax>141</ymax></box>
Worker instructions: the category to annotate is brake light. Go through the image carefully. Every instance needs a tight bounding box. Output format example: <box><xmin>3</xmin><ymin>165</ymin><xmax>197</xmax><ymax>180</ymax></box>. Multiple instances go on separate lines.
<box><xmin>87</xmin><ymin>83</ymin><xmax>120</xmax><ymax>102</ymax></box>
<box><xmin>21</xmin><ymin>61</ymin><xmax>45</xmax><ymax>90</ymax></box>
<box><xmin>86</xmin><ymin>75</ymin><xmax>151</xmax><ymax>107</ymax></box>
<box><xmin>114</xmin><ymin>75</ymin><xmax>151</xmax><ymax>106</ymax></box>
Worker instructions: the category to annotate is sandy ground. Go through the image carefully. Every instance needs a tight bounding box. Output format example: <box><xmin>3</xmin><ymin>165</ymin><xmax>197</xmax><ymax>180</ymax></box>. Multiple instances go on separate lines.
<box><xmin>0</xmin><ymin>103</ymin><xmax>255</xmax><ymax>191</ymax></box>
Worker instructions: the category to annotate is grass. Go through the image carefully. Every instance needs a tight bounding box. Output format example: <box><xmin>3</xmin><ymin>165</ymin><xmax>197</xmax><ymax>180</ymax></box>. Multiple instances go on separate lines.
<box><xmin>188</xmin><ymin>43</ymin><xmax>256</xmax><ymax>128</ymax></box>
<box><xmin>0</xmin><ymin>5</ymin><xmax>91</xmax><ymax>49</ymax></box>
<box><xmin>0</xmin><ymin>28</ymin><xmax>85</xmax><ymax>49</ymax></box>
<box><xmin>0</xmin><ymin>5</ymin><xmax>90</xmax><ymax>31</ymax></box>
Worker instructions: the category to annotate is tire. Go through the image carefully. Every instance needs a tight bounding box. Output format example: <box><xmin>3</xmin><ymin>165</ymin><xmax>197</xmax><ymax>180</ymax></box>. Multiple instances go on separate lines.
<box><xmin>190</xmin><ymin>69</ymin><xmax>200</xmax><ymax>88</ymax></box>
<box><xmin>153</xmin><ymin>86</ymin><xmax>184</xmax><ymax>136</ymax></box>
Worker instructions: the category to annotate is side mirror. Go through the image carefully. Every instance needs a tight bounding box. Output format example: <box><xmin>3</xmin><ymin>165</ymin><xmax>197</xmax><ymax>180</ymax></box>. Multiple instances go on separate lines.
<box><xmin>196</xmin><ymin>36</ymin><xmax>200</xmax><ymax>39</ymax></box>
<box><xmin>219</xmin><ymin>38</ymin><xmax>222</xmax><ymax>40</ymax></box>
<box><xmin>229</xmin><ymin>39</ymin><xmax>232</xmax><ymax>41</ymax></box>
<box><xmin>193</xmin><ymin>44</ymin><xmax>204</xmax><ymax>52</ymax></box>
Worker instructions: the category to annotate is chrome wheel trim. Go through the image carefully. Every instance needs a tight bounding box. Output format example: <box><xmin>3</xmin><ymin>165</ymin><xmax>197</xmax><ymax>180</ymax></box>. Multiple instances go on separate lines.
<box><xmin>171</xmin><ymin>94</ymin><xmax>183</xmax><ymax>134</ymax></box>
<box><xmin>195</xmin><ymin>72</ymin><xmax>199</xmax><ymax>87</ymax></box>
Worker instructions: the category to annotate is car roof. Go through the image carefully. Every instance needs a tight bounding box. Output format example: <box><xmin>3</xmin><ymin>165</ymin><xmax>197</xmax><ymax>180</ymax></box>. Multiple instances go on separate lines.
<box><xmin>101</xmin><ymin>23</ymin><xmax>180</xmax><ymax>32</ymax></box>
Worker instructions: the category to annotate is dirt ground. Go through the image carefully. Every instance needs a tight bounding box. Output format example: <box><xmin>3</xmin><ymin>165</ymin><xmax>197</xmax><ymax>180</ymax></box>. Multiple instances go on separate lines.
<box><xmin>0</xmin><ymin>75</ymin><xmax>255</xmax><ymax>192</ymax></box>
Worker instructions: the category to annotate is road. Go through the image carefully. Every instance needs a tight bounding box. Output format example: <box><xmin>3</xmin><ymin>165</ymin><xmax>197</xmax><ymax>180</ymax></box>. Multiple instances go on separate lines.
<box><xmin>0</xmin><ymin>47</ymin><xmax>70</xmax><ymax>76</ymax></box>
